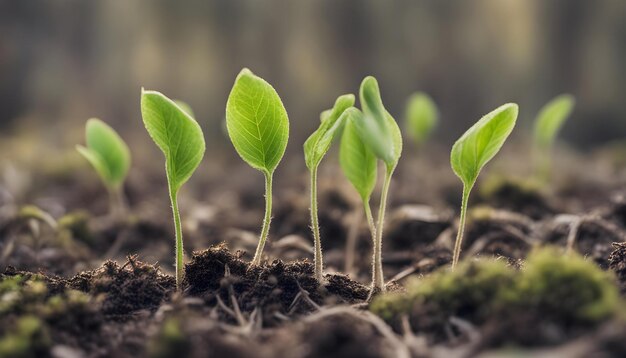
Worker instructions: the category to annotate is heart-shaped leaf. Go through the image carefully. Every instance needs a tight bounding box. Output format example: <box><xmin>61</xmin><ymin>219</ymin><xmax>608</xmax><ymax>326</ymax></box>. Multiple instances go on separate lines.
<box><xmin>451</xmin><ymin>103</ymin><xmax>518</xmax><ymax>188</ymax></box>
<box><xmin>226</xmin><ymin>68</ymin><xmax>289</xmax><ymax>174</ymax></box>
<box><xmin>76</xmin><ymin>118</ymin><xmax>130</xmax><ymax>190</ymax></box>
<box><xmin>141</xmin><ymin>90</ymin><xmax>206</xmax><ymax>192</ymax></box>
<box><xmin>405</xmin><ymin>92</ymin><xmax>438</xmax><ymax>145</ymax></box>
<box><xmin>533</xmin><ymin>94</ymin><xmax>575</xmax><ymax>150</ymax></box>
<box><xmin>304</xmin><ymin>94</ymin><xmax>354</xmax><ymax>170</ymax></box>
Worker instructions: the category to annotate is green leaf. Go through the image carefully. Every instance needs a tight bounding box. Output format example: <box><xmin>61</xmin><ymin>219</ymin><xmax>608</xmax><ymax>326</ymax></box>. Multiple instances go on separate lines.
<box><xmin>76</xmin><ymin>118</ymin><xmax>130</xmax><ymax>189</ymax></box>
<box><xmin>226</xmin><ymin>68</ymin><xmax>289</xmax><ymax>174</ymax></box>
<box><xmin>320</xmin><ymin>109</ymin><xmax>332</xmax><ymax>123</ymax></box>
<box><xmin>174</xmin><ymin>100</ymin><xmax>195</xmax><ymax>119</ymax></box>
<box><xmin>356</xmin><ymin>76</ymin><xmax>402</xmax><ymax>170</ymax></box>
<box><xmin>304</xmin><ymin>94</ymin><xmax>355</xmax><ymax>170</ymax></box>
<box><xmin>405</xmin><ymin>92</ymin><xmax>438</xmax><ymax>145</ymax></box>
<box><xmin>533</xmin><ymin>94</ymin><xmax>575</xmax><ymax>150</ymax></box>
<box><xmin>451</xmin><ymin>103</ymin><xmax>518</xmax><ymax>187</ymax></box>
<box><xmin>339</xmin><ymin>108</ymin><xmax>378</xmax><ymax>202</ymax></box>
<box><xmin>141</xmin><ymin>90</ymin><xmax>206</xmax><ymax>192</ymax></box>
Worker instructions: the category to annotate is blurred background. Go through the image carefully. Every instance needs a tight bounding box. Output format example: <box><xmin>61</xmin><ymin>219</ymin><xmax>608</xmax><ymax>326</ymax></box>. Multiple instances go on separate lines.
<box><xmin>1</xmin><ymin>0</ymin><xmax>626</xmax><ymax>275</ymax></box>
<box><xmin>1</xmin><ymin>0</ymin><xmax>626</xmax><ymax>169</ymax></box>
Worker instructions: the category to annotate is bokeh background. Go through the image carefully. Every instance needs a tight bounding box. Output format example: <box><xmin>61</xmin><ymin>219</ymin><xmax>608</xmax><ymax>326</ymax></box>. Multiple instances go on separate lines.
<box><xmin>1</xmin><ymin>0</ymin><xmax>626</xmax><ymax>167</ymax></box>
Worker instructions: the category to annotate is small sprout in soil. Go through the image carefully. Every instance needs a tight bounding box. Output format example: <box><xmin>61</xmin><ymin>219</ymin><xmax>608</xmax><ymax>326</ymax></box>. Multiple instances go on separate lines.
<box><xmin>141</xmin><ymin>89</ymin><xmax>206</xmax><ymax>290</ymax></box>
<box><xmin>532</xmin><ymin>94</ymin><xmax>575</xmax><ymax>182</ymax></box>
<box><xmin>76</xmin><ymin>118</ymin><xmax>131</xmax><ymax>219</ymax></box>
<box><xmin>341</xmin><ymin>76</ymin><xmax>402</xmax><ymax>294</ymax></box>
<box><xmin>450</xmin><ymin>103</ymin><xmax>518</xmax><ymax>268</ymax></box>
<box><xmin>226</xmin><ymin>68</ymin><xmax>289</xmax><ymax>265</ymax></box>
<box><xmin>404</xmin><ymin>92</ymin><xmax>438</xmax><ymax>146</ymax></box>
<box><xmin>304</xmin><ymin>94</ymin><xmax>355</xmax><ymax>281</ymax></box>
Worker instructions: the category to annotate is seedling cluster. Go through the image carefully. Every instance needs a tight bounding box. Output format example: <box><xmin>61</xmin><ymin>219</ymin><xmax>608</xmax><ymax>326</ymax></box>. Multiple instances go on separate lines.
<box><xmin>75</xmin><ymin>67</ymin><xmax>577</xmax><ymax>293</ymax></box>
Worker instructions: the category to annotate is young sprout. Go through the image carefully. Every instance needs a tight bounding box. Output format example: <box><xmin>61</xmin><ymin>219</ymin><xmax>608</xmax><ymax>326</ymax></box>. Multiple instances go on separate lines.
<box><xmin>350</xmin><ymin>76</ymin><xmax>403</xmax><ymax>293</ymax></box>
<box><xmin>304</xmin><ymin>94</ymin><xmax>355</xmax><ymax>281</ymax></box>
<box><xmin>76</xmin><ymin>118</ymin><xmax>131</xmax><ymax>219</ymax></box>
<box><xmin>404</xmin><ymin>92</ymin><xmax>438</xmax><ymax>146</ymax></box>
<box><xmin>174</xmin><ymin>100</ymin><xmax>195</xmax><ymax>119</ymax></box>
<box><xmin>141</xmin><ymin>90</ymin><xmax>206</xmax><ymax>290</ymax></box>
<box><xmin>339</xmin><ymin>108</ymin><xmax>378</xmax><ymax>273</ymax></box>
<box><xmin>450</xmin><ymin>104</ymin><xmax>518</xmax><ymax>268</ymax></box>
<box><xmin>532</xmin><ymin>94</ymin><xmax>575</xmax><ymax>182</ymax></box>
<box><xmin>226</xmin><ymin>68</ymin><xmax>289</xmax><ymax>265</ymax></box>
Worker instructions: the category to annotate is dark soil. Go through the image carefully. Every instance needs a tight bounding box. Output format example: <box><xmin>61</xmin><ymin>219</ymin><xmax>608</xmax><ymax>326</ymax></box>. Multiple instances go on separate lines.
<box><xmin>1</xmin><ymin>153</ymin><xmax>626</xmax><ymax>357</ymax></box>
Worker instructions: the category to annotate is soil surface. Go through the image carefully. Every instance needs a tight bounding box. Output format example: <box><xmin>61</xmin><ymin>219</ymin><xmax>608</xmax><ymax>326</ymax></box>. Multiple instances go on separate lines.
<box><xmin>1</xmin><ymin>147</ymin><xmax>626</xmax><ymax>357</ymax></box>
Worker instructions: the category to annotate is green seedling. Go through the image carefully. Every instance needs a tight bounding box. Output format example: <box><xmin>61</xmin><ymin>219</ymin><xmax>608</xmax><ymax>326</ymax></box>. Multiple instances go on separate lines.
<box><xmin>76</xmin><ymin>118</ymin><xmax>131</xmax><ymax>218</ymax></box>
<box><xmin>404</xmin><ymin>92</ymin><xmax>438</xmax><ymax>146</ymax></box>
<box><xmin>450</xmin><ymin>103</ymin><xmax>518</xmax><ymax>268</ymax></box>
<box><xmin>340</xmin><ymin>76</ymin><xmax>402</xmax><ymax>293</ymax></box>
<box><xmin>532</xmin><ymin>94</ymin><xmax>575</xmax><ymax>181</ymax></box>
<box><xmin>226</xmin><ymin>68</ymin><xmax>289</xmax><ymax>265</ymax></box>
<box><xmin>339</xmin><ymin>108</ymin><xmax>378</xmax><ymax>269</ymax></box>
<box><xmin>304</xmin><ymin>94</ymin><xmax>355</xmax><ymax>281</ymax></box>
<box><xmin>141</xmin><ymin>89</ymin><xmax>205</xmax><ymax>290</ymax></box>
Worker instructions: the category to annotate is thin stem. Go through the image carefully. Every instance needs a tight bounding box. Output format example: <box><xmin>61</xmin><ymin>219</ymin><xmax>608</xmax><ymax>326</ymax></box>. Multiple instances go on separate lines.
<box><xmin>452</xmin><ymin>184</ymin><xmax>471</xmax><ymax>269</ymax></box>
<box><xmin>364</xmin><ymin>201</ymin><xmax>379</xmax><ymax>290</ymax></box>
<box><xmin>168</xmin><ymin>186</ymin><xmax>184</xmax><ymax>290</ymax></box>
<box><xmin>372</xmin><ymin>169</ymin><xmax>393</xmax><ymax>292</ymax></box>
<box><xmin>107</xmin><ymin>185</ymin><xmax>127</xmax><ymax>221</ymax></box>
<box><xmin>344</xmin><ymin>205</ymin><xmax>363</xmax><ymax>275</ymax></box>
<box><xmin>252</xmin><ymin>172</ymin><xmax>273</xmax><ymax>265</ymax></box>
<box><xmin>309</xmin><ymin>168</ymin><xmax>323</xmax><ymax>282</ymax></box>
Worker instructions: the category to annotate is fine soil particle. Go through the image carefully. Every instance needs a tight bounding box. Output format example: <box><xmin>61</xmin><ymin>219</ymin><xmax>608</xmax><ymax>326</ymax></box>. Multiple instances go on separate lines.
<box><xmin>608</xmin><ymin>242</ymin><xmax>626</xmax><ymax>294</ymax></box>
<box><xmin>184</xmin><ymin>243</ymin><xmax>369</xmax><ymax>325</ymax></box>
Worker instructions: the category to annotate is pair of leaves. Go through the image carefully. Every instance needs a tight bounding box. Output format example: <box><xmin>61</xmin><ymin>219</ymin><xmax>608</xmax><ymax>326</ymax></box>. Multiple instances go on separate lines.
<box><xmin>354</xmin><ymin>77</ymin><xmax>402</xmax><ymax>171</ymax></box>
<box><xmin>451</xmin><ymin>104</ymin><xmax>518</xmax><ymax>188</ymax></box>
<box><xmin>304</xmin><ymin>94</ymin><xmax>355</xmax><ymax>170</ymax></box>
<box><xmin>76</xmin><ymin>118</ymin><xmax>131</xmax><ymax>190</ymax></box>
<box><xmin>533</xmin><ymin>94</ymin><xmax>575</xmax><ymax>150</ymax></box>
<box><xmin>226</xmin><ymin>68</ymin><xmax>289</xmax><ymax>175</ymax></box>
<box><xmin>405</xmin><ymin>92</ymin><xmax>438</xmax><ymax>145</ymax></box>
<box><xmin>141</xmin><ymin>90</ymin><xmax>206</xmax><ymax>192</ymax></box>
<box><xmin>339</xmin><ymin>76</ymin><xmax>402</xmax><ymax>201</ymax></box>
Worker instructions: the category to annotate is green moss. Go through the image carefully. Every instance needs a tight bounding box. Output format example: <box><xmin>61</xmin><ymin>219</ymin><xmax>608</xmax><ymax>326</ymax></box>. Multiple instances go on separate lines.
<box><xmin>512</xmin><ymin>247</ymin><xmax>619</xmax><ymax>322</ymax></box>
<box><xmin>0</xmin><ymin>315</ymin><xmax>50</xmax><ymax>358</ymax></box>
<box><xmin>371</xmin><ymin>247</ymin><xmax>620</xmax><ymax>333</ymax></box>
<box><xmin>371</xmin><ymin>259</ymin><xmax>515</xmax><ymax>324</ymax></box>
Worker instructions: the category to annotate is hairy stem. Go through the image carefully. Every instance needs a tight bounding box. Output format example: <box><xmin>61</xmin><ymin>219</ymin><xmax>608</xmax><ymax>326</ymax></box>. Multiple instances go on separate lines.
<box><xmin>452</xmin><ymin>184</ymin><xmax>471</xmax><ymax>268</ymax></box>
<box><xmin>372</xmin><ymin>169</ymin><xmax>393</xmax><ymax>292</ymax></box>
<box><xmin>252</xmin><ymin>172</ymin><xmax>273</xmax><ymax>265</ymax></box>
<box><xmin>309</xmin><ymin>167</ymin><xmax>323</xmax><ymax>282</ymax></box>
<box><xmin>168</xmin><ymin>186</ymin><xmax>184</xmax><ymax>290</ymax></box>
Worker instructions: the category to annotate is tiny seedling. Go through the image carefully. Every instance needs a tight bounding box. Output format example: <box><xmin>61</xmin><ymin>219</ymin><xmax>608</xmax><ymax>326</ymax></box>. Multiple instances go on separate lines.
<box><xmin>304</xmin><ymin>94</ymin><xmax>354</xmax><ymax>281</ymax></box>
<box><xmin>226</xmin><ymin>68</ymin><xmax>289</xmax><ymax>265</ymax></box>
<box><xmin>532</xmin><ymin>94</ymin><xmax>575</xmax><ymax>181</ymax></box>
<box><xmin>345</xmin><ymin>76</ymin><xmax>402</xmax><ymax>293</ymax></box>
<box><xmin>76</xmin><ymin>118</ymin><xmax>131</xmax><ymax>219</ymax></box>
<box><xmin>141</xmin><ymin>90</ymin><xmax>206</xmax><ymax>290</ymax></box>
<box><xmin>404</xmin><ymin>92</ymin><xmax>438</xmax><ymax>146</ymax></box>
<box><xmin>450</xmin><ymin>103</ymin><xmax>518</xmax><ymax>268</ymax></box>
<box><xmin>339</xmin><ymin>108</ymin><xmax>378</xmax><ymax>262</ymax></box>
